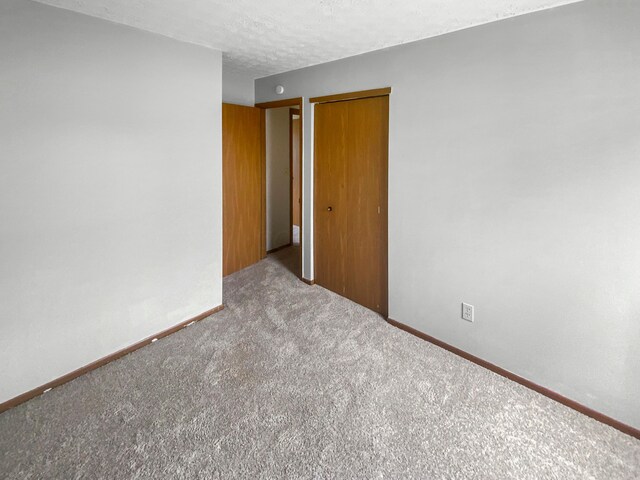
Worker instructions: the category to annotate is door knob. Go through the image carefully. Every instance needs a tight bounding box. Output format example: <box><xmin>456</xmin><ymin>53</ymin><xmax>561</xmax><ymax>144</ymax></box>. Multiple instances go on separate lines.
<box><xmin>327</xmin><ymin>206</ymin><xmax>333</xmax><ymax>212</ymax></box>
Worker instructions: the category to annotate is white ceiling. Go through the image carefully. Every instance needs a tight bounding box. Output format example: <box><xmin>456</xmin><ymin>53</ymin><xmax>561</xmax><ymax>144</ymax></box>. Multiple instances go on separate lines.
<box><xmin>35</xmin><ymin>0</ymin><xmax>581</xmax><ymax>79</ymax></box>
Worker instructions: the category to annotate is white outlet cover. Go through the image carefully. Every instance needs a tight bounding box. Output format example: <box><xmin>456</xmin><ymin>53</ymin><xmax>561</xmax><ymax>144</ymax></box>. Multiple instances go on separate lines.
<box><xmin>462</xmin><ymin>303</ymin><xmax>474</xmax><ymax>322</ymax></box>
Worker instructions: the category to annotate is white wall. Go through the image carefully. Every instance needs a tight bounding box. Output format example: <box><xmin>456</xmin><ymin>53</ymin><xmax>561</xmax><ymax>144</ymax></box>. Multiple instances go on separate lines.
<box><xmin>222</xmin><ymin>68</ymin><xmax>255</xmax><ymax>106</ymax></box>
<box><xmin>265</xmin><ymin>107</ymin><xmax>291</xmax><ymax>251</ymax></box>
<box><xmin>0</xmin><ymin>0</ymin><xmax>222</xmax><ymax>403</ymax></box>
<box><xmin>255</xmin><ymin>0</ymin><xmax>640</xmax><ymax>428</ymax></box>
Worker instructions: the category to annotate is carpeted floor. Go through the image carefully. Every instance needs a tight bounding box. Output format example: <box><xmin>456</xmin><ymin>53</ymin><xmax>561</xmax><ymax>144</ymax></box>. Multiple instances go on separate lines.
<box><xmin>1</xmin><ymin>247</ymin><xmax>639</xmax><ymax>479</ymax></box>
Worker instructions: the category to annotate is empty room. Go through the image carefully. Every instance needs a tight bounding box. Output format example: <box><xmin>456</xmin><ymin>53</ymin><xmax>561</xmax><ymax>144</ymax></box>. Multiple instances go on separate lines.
<box><xmin>1</xmin><ymin>0</ymin><xmax>639</xmax><ymax>478</ymax></box>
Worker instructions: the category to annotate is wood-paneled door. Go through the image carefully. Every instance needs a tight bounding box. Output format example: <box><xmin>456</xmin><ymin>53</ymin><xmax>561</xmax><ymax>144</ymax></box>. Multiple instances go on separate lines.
<box><xmin>222</xmin><ymin>103</ymin><xmax>263</xmax><ymax>276</ymax></box>
<box><xmin>314</xmin><ymin>94</ymin><xmax>389</xmax><ymax>316</ymax></box>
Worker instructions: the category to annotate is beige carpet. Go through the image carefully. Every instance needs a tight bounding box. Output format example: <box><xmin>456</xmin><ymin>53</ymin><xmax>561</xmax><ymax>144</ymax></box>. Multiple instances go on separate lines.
<box><xmin>1</xmin><ymin>247</ymin><xmax>639</xmax><ymax>479</ymax></box>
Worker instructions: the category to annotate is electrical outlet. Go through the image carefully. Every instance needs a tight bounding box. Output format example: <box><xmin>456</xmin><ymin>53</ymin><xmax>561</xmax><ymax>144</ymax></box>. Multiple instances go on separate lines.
<box><xmin>461</xmin><ymin>303</ymin><xmax>474</xmax><ymax>322</ymax></box>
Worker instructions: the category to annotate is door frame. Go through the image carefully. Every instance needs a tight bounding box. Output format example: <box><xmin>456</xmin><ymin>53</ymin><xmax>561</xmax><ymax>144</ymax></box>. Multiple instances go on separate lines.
<box><xmin>255</xmin><ymin>97</ymin><xmax>304</xmax><ymax>279</ymax></box>
<box><xmin>310</xmin><ymin>87</ymin><xmax>391</xmax><ymax>316</ymax></box>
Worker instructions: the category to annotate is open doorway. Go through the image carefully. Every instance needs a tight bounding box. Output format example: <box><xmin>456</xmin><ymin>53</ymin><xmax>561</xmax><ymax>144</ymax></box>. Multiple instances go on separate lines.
<box><xmin>265</xmin><ymin>106</ymin><xmax>292</xmax><ymax>253</ymax></box>
<box><xmin>290</xmin><ymin>108</ymin><xmax>301</xmax><ymax>247</ymax></box>
<box><xmin>256</xmin><ymin>98</ymin><xmax>303</xmax><ymax>278</ymax></box>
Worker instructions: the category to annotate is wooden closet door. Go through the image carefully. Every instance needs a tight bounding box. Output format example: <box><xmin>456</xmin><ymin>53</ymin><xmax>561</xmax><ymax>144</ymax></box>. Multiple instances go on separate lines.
<box><xmin>314</xmin><ymin>101</ymin><xmax>348</xmax><ymax>295</ymax></box>
<box><xmin>314</xmin><ymin>95</ymin><xmax>388</xmax><ymax>315</ymax></box>
<box><xmin>222</xmin><ymin>103</ymin><xmax>263</xmax><ymax>276</ymax></box>
<box><xmin>345</xmin><ymin>96</ymin><xmax>388</xmax><ymax>315</ymax></box>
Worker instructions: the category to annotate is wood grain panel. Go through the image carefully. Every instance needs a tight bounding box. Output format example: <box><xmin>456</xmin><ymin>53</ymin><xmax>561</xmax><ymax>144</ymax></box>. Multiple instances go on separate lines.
<box><xmin>345</xmin><ymin>96</ymin><xmax>389</xmax><ymax>315</ymax></box>
<box><xmin>310</xmin><ymin>87</ymin><xmax>391</xmax><ymax>104</ymax></box>
<box><xmin>314</xmin><ymin>101</ymin><xmax>348</xmax><ymax>296</ymax></box>
<box><xmin>313</xmin><ymin>94</ymin><xmax>389</xmax><ymax>315</ymax></box>
<box><xmin>222</xmin><ymin>103</ymin><xmax>263</xmax><ymax>276</ymax></box>
<box><xmin>255</xmin><ymin>98</ymin><xmax>302</xmax><ymax>109</ymax></box>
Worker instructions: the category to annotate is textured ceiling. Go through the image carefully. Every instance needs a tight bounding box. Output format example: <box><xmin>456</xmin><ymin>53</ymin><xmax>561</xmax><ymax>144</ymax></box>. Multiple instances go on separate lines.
<box><xmin>34</xmin><ymin>0</ymin><xmax>582</xmax><ymax>78</ymax></box>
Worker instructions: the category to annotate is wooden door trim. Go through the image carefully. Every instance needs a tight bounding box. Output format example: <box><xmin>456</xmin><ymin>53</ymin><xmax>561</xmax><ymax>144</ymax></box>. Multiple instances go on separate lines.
<box><xmin>255</xmin><ymin>98</ymin><xmax>302</xmax><ymax>109</ymax></box>
<box><xmin>289</xmin><ymin>108</ymin><xmax>294</xmax><ymax>246</ymax></box>
<box><xmin>256</xmin><ymin>97</ymin><xmax>304</xmax><ymax>279</ymax></box>
<box><xmin>297</xmin><ymin>104</ymin><xmax>303</xmax><ymax>277</ymax></box>
<box><xmin>260</xmin><ymin>109</ymin><xmax>267</xmax><ymax>258</ymax></box>
<box><xmin>309</xmin><ymin>87</ymin><xmax>391</xmax><ymax>104</ymax></box>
